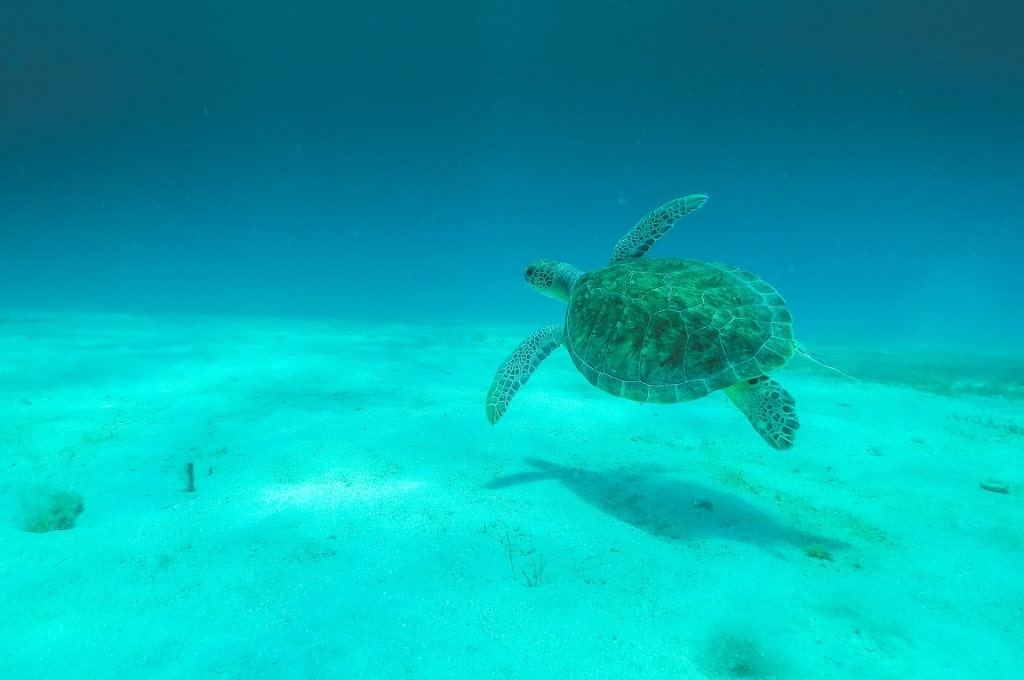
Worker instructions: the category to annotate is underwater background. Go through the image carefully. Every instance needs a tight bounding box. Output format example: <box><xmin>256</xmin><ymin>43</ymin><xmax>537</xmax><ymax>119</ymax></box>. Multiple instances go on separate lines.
<box><xmin>3</xmin><ymin>0</ymin><xmax>1021</xmax><ymax>348</ymax></box>
<box><xmin>2</xmin><ymin>2</ymin><xmax>1023</xmax><ymax>679</ymax></box>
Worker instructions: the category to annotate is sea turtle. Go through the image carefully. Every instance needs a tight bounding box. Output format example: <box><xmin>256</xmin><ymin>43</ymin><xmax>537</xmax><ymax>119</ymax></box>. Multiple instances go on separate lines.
<box><xmin>486</xmin><ymin>194</ymin><xmax>802</xmax><ymax>449</ymax></box>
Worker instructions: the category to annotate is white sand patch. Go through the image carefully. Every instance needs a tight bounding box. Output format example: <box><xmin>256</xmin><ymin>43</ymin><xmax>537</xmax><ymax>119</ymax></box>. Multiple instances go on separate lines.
<box><xmin>255</xmin><ymin>477</ymin><xmax>430</xmax><ymax>512</ymax></box>
<box><xmin>1</xmin><ymin>312</ymin><xmax>1021</xmax><ymax>679</ymax></box>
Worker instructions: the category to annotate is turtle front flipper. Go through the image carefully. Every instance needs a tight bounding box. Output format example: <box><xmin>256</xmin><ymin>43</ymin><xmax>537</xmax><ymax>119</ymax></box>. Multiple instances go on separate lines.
<box><xmin>610</xmin><ymin>194</ymin><xmax>708</xmax><ymax>263</ymax></box>
<box><xmin>723</xmin><ymin>376</ymin><xmax>799</xmax><ymax>449</ymax></box>
<box><xmin>486</xmin><ymin>325</ymin><xmax>564</xmax><ymax>424</ymax></box>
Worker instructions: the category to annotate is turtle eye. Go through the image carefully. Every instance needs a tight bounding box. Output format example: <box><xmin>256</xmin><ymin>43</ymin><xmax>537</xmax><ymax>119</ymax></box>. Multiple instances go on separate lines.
<box><xmin>525</xmin><ymin>266</ymin><xmax>534</xmax><ymax>278</ymax></box>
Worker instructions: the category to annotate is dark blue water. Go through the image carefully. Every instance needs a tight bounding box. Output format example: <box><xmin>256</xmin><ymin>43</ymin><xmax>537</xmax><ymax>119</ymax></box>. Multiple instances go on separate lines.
<box><xmin>2</xmin><ymin>1</ymin><xmax>1021</xmax><ymax>349</ymax></box>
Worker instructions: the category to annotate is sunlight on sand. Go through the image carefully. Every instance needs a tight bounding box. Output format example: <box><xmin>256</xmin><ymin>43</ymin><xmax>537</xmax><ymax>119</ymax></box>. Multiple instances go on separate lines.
<box><xmin>258</xmin><ymin>477</ymin><xmax>428</xmax><ymax>511</ymax></box>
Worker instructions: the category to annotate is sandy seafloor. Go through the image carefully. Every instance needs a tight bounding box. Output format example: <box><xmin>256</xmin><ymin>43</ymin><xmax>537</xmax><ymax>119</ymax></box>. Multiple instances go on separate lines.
<box><xmin>1</xmin><ymin>312</ymin><xmax>1021</xmax><ymax>679</ymax></box>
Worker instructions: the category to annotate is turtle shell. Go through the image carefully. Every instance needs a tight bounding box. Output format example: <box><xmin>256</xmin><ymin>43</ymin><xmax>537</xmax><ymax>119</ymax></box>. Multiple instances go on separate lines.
<box><xmin>564</xmin><ymin>258</ymin><xmax>794</xmax><ymax>403</ymax></box>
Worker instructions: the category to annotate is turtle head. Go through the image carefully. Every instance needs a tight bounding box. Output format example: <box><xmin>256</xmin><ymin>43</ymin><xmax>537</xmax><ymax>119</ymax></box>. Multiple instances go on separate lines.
<box><xmin>524</xmin><ymin>259</ymin><xmax>581</xmax><ymax>303</ymax></box>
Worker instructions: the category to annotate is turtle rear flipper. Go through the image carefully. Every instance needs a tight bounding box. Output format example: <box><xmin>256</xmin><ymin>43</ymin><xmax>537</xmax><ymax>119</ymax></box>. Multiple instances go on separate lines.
<box><xmin>486</xmin><ymin>325</ymin><xmax>564</xmax><ymax>424</ymax></box>
<box><xmin>794</xmin><ymin>341</ymin><xmax>857</xmax><ymax>381</ymax></box>
<box><xmin>723</xmin><ymin>376</ymin><xmax>799</xmax><ymax>449</ymax></box>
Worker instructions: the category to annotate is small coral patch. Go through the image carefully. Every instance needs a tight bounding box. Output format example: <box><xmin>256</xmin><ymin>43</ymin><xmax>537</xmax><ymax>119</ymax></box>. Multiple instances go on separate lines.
<box><xmin>21</xmin><ymin>490</ymin><xmax>85</xmax><ymax>533</ymax></box>
<box><xmin>803</xmin><ymin>544</ymin><xmax>834</xmax><ymax>562</ymax></box>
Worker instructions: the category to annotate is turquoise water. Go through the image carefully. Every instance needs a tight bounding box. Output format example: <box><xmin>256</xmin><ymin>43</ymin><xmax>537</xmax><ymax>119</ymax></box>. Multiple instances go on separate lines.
<box><xmin>1</xmin><ymin>2</ymin><xmax>1021</xmax><ymax>678</ymax></box>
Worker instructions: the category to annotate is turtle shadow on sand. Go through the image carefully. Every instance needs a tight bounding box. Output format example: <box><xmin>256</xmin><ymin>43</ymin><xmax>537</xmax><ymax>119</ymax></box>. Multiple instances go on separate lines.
<box><xmin>487</xmin><ymin>458</ymin><xmax>847</xmax><ymax>557</ymax></box>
